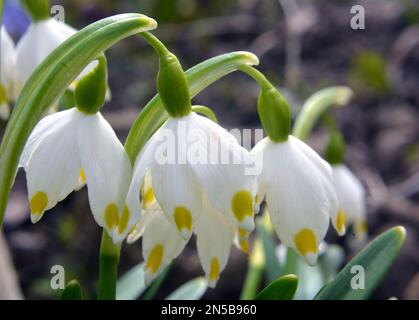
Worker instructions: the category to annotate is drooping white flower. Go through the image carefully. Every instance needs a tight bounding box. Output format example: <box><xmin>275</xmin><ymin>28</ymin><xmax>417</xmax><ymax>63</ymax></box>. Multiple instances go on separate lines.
<box><xmin>0</xmin><ymin>26</ymin><xmax>15</xmax><ymax>119</ymax></box>
<box><xmin>127</xmin><ymin>171</ymin><xmax>246</xmax><ymax>287</ymax></box>
<box><xmin>332</xmin><ymin>164</ymin><xmax>367</xmax><ymax>239</ymax></box>
<box><xmin>123</xmin><ymin>112</ymin><xmax>257</xmax><ymax>285</ymax></box>
<box><xmin>252</xmin><ymin>135</ymin><xmax>340</xmax><ymax>265</ymax></box>
<box><xmin>19</xmin><ymin>107</ymin><xmax>131</xmax><ymax>236</ymax></box>
<box><xmin>13</xmin><ymin>18</ymin><xmax>94</xmax><ymax>99</ymax></box>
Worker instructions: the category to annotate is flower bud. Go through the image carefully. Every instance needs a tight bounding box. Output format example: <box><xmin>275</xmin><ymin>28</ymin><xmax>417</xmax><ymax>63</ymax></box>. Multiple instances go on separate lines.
<box><xmin>257</xmin><ymin>86</ymin><xmax>291</xmax><ymax>142</ymax></box>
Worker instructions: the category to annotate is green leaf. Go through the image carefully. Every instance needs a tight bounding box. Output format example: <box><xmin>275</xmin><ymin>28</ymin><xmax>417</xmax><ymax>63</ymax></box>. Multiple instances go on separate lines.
<box><xmin>60</xmin><ymin>279</ymin><xmax>83</xmax><ymax>300</ymax></box>
<box><xmin>315</xmin><ymin>226</ymin><xmax>406</xmax><ymax>300</ymax></box>
<box><xmin>255</xmin><ymin>218</ymin><xmax>281</xmax><ymax>282</ymax></box>
<box><xmin>124</xmin><ymin>51</ymin><xmax>259</xmax><ymax>162</ymax></box>
<box><xmin>142</xmin><ymin>265</ymin><xmax>171</xmax><ymax>300</ymax></box>
<box><xmin>166</xmin><ymin>277</ymin><xmax>207</xmax><ymax>300</ymax></box>
<box><xmin>255</xmin><ymin>274</ymin><xmax>298</xmax><ymax>300</ymax></box>
<box><xmin>116</xmin><ymin>263</ymin><xmax>147</xmax><ymax>300</ymax></box>
<box><xmin>0</xmin><ymin>13</ymin><xmax>157</xmax><ymax>226</ymax></box>
<box><xmin>292</xmin><ymin>86</ymin><xmax>353</xmax><ymax>140</ymax></box>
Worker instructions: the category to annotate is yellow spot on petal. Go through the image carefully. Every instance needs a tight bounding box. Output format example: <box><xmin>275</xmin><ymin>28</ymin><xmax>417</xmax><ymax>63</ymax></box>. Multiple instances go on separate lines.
<box><xmin>239</xmin><ymin>240</ymin><xmax>249</xmax><ymax>254</ymax></box>
<box><xmin>141</xmin><ymin>187</ymin><xmax>155</xmax><ymax>209</ymax></box>
<box><xmin>79</xmin><ymin>169</ymin><xmax>86</xmax><ymax>183</ymax></box>
<box><xmin>174</xmin><ymin>206</ymin><xmax>192</xmax><ymax>232</ymax></box>
<box><xmin>146</xmin><ymin>244</ymin><xmax>164</xmax><ymax>273</ymax></box>
<box><xmin>238</xmin><ymin>228</ymin><xmax>249</xmax><ymax>239</ymax></box>
<box><xmin>255</xmin><ymin>194</ymin><xmax>260</xmax><ymax>204</ymax></box>
<box><xmin>337</xmin><ymin>209</ymin><xmax>347</xmax><ymax>234</ymax></box>
<box><xmin>231</xmin><ymin>190</ymin><xmax>253</xmax><ymax>222</ymax></box>
<box><xmin>105</xmin><ymin>203</ymin><xmax>119</xmax><ymax>229</ymax></box>
<box><xmin>117</xmin><ymin>205</ymin><xmax>130</xmax><ymax>235</ymax></box>
<box><xmin>30</xmin><ymin>192</ymin><xmax>48</xmax><ymax>215</ymax></box>
<box><xmin>209</xmin><ymin>257</ymin><xmax>220</xmax><ymax>282</ymax></box>
<box><xmin>294</xmin><ymin>228</ymin><xmax>318</xmax><ymax>256</ymax></box>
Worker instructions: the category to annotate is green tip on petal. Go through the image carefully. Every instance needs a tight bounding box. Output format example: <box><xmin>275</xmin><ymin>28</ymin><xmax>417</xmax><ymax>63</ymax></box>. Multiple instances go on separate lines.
<box><xmin>157</xmin><ymin>53</ymin><xmax>192</xmax><ymax>118</ymax></box>
<box><xmin>257</xmin><ymin>86</ymin><xmax>291</xmax><ymax>143</ymax></box>
<box><xmin>21</xmin><ymin>0</ymin><xmax>50</xmax><ymax>22</ymax></box>
<box><xmin>75</xmin><ymin>55</ymin><xmax>108</xmax><ymax>114</ymax></box>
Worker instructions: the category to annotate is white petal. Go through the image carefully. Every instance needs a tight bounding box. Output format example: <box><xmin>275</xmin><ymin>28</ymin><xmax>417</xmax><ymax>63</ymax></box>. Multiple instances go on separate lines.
<box><xmin>151</xmin><ymin>160</ymin><xmax>203</xmax><ymax>240</ymax></box>
<box><xmin>77</xmin><ymin>112</ymin><xmax>132</xmax><ymax>238</ymax></box>
<box><xmin>187</xmin><ymin>113</ymin><xmax>258</xmax><ymax>231</ymax></box>
<box><xmin>142</xmin><ymin>206</ymin><xmax>187</xmax><ymax>285</ymax></box>
<box><xmin>13</xmin><ymin>19</ymin><xmax>94</xmax><ymax>99</ymax></box>
<box><xmin>123</xmin><ymin>126</ymin><xmax>169</xmax><ymax>243</ymax></box>
<box><xmin>137</xmin><ymin>116</ymin><xmax>203</xmax><ymax>239</ymax></box>
<box><xmin>261</xmin><ymin>139</ymin><xmax>331</xmax><ymax>265</ymax></box>
<box><xmin>291</xmin><ymin>136</ymin><xmax>341</xmax><ymax>235</ymax></box>
<box><xmin>25</xmin><ymin>109</ymin><xmax>82</xmax><ymax>222</ymax></box>
<box><xmin>19</xmin><ymin>109</ymin><xmax>76</xmax><ymax>168</ymax></box>
<box><xmin>195</xmin><ymin>195</ymin><xmax>235</xmax><ymax>288</ymax></box>
<box><xmin>1</xmin><ymin>26</ymin><xmax>15</xmax><ymax>99</ymax></box>
<box><xmin>333</xmin><ymin>164</ymin><xmax>366</xmax><ymax>231</ymax></box>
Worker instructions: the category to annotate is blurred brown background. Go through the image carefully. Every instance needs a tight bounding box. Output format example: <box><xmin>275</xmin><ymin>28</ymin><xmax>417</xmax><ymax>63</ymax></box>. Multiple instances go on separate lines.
<box><xmin>2</xmin><ymin>0</ymin><xmax>419</xmax><ymax>299</ymax></box>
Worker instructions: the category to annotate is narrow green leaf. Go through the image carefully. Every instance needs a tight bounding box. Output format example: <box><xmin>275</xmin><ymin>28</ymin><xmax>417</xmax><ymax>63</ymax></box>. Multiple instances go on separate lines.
<box><xmin>0</xmin><ymin>14</ymin><xmax>157</xmax><ymax>226</ymax></box>
<box><xmin>142</xmin><ymin>265</ymin><xmax>171</xmax><ymax>300</ymax></box>
<box><xmin>292</xmin><ymin>86</ymin><xmax>353</xmax><ymax>140</ymax></box>
<box><xmin>166</xmin><ymin>277</ymin><xmax>207</xmax><ymax>300</ymax></box>
<box><xmin>124</xmin><ymin>51</ymin><xmax>259</xmax><ymax>162</ymax></box>
<box><xmin>61</xmin><ymin>279</ymin><xmax>83</xmax><ymax>300</ymax></box>
<box><xmin>315</xmin><ymin>226</ymin><xmax>406</xmax><ymax>300</ymax></box>
<box><xmin>116</xmin><ymin>263</ymin><xmax>146</xmax><ymax>300</ymax></box>
<box><xmin>256</xmin><ymin>219</ymin><xmax>281</xmax><ymax>282</ymax></box>
<box><xmin>256</xmin><ymin>274</ymin><xmax>298</xmax><ymax>300</ymax></box>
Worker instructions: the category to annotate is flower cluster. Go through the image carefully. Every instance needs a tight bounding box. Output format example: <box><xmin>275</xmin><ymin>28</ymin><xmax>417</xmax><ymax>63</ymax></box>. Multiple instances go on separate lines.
<box><xmin>14</xmin><ymin>1</ymin><xmax>367</xmax><ymax>289</ymax></box>
<box><xmin>0</xmin><ymin>5</ymin><xmax>94</xmax><ymax>120</ymax></box>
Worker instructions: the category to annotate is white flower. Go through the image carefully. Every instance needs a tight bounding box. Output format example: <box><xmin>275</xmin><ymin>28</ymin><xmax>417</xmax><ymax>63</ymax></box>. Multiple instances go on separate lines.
<box><xmin>252</xmin><ymin>135</ymin><xmax>340</xmax><ymax>265</ymax></box>
<box><xmin>0</xmin><ymin>26</ymin><xmax>15</xmax><ymax>120</ymax></box>
<box><xmin>127</xmin><ymin>171</ymin><xmax>248</xmax><ymax>287</ymax></box>
<box><xmin>19</xmin><ymin>108</ymin><xmax>131</xmax><ymax>237</ymax></box>
<box><xmin>123</xmin><ymin>112</ymin><xmax>257</xmax><ymax>285</ymax></box>
<box><xmin>13</xmin><ymin>18</ymin><xmax>95</xmax><ymax>99</ymax></box>
<box><xmin>332</xmin><ymin>164</ymin><xmax>367</xmax><ymax>239</ymax></box>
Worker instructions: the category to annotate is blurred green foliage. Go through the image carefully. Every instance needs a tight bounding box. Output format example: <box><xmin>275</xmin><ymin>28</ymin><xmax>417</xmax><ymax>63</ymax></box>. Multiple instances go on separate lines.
<box><xmin>347</xmin><ymin>51</ymin><xmax>389</xmax><ymax>97</ymax></box>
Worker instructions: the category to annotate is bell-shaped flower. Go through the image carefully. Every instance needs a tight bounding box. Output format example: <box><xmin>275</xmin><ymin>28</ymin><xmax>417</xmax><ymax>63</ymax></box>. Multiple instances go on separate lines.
<box><xmin>19</xmin><ymin>108</ymin><xmax>131</xmax><ymax>235</ymax></box>
<box><xmin>19</xmin><ymin>57</ymin><xmax>131</xmax><ymax>237</ymax></box>
<box><xmin>127</xmin><ymin>171</ymin><xmax>246</xmax><ymax>287</ymax></box>
<box><xmin>0</xmin><ymin>26</ymin><xmax>15</xmax><ymax>120</ymax></box>
<box><xmin>332</xmin><ymin>164</ymin><xmax>367</xmax><ymax>239</ymax></box>
<box><xmin>252</xmin><ymin>136</ymin><xmax>340</xmax><ymax>265</ymax></box>
<box><xmin>120</xmin><ymin>112</ymin><xmax>258</xmax><ymax>245</ymax></box>
<box><xmin>13</xmin><ymin>17</ymin><xmax>95</xmax><ymax>100</ymax></box>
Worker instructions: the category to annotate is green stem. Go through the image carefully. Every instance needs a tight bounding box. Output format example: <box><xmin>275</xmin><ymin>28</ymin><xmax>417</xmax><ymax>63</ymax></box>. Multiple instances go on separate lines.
<box><xmin>292</xmin><ymin>86</ymin><xmax>353</xmax><ymax>140</ymax></box>
<box><xmin>191</xmin><ymin>105</ymin><xmax>218</xmax><ymax>123</ymax></box>
<box><xmin>98</xmin><ymin>230</ymin><xmax>121</xmax><ymax>300</ymax></box>
<box><xmin>240</xmin><ymin>239</ymin><xmax>265</xmax><ymax>300</ymax></box>
<box><xmin>239</xmin><ymin>65</ymin><xmax>273</xmax><ymax>90</ymax></box>
<box><xmin>140</xmin><ymin>31</ymin><xmax>170</xmax><ymax>58</ymax></box>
